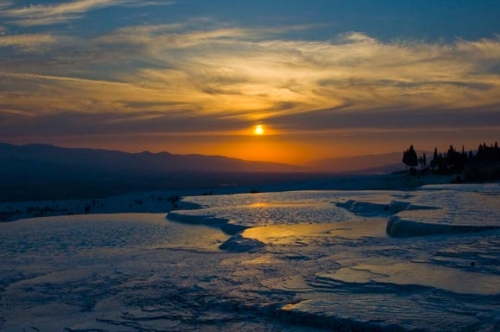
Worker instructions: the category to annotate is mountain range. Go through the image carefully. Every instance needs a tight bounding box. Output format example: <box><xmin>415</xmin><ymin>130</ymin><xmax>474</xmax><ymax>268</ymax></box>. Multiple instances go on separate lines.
<box><xmin>305</xmin><ymin>152</ymin><xmax>404</xmax><ymax>174</ymax></box>
<box><xmin>0</xmin><ymin>142</ymin><xmax>404</xmax><ymax>201</ymax></box>
<box><xmin>0</xmin><ymin>143</ymin><xmax>309</xmax><ymax>201</ymax></box>
<box><xmin>0</xmin><ymin>142</ymin><xmax>304</xmax><ymax>174</ymax></box>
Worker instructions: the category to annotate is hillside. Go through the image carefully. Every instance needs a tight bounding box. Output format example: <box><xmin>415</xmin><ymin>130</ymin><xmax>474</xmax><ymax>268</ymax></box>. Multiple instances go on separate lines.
<box><xmin>305</xmin><ymin>152</ymin><xmax>404</xmax><ymax>174</ymax></box>
<box><xmin>0</xmin><ymin>143</ymin><xmax>315</xmax><ymax>201</ymax></box>
<box><xmin>0</xmin><ymin>143</ymin><xmax>305</xmax><ymax>174</ymax></box>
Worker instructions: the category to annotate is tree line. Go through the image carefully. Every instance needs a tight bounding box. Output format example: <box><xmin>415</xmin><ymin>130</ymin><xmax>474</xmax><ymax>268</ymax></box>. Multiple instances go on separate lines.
<box><xmin>402</xmin><ymin>142</ymin><xmax>500</xmax><ymax>180</ymax></box>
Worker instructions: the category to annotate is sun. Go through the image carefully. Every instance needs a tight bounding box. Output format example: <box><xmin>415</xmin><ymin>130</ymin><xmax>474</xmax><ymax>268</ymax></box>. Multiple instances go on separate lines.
<box><xmin>254</xmin><ymin>125</ymin><xmax>265</xmax><ymax>135</ymax></box>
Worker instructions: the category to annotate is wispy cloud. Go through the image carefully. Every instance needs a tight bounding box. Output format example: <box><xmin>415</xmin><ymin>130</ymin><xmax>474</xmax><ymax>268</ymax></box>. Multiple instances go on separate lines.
<box><xmin>0</xmin><ymin>0</ymin><xmax>173</xmax><ymax>26</ymax></box>
<box><xmin>0</xmin><ymin>1</ymin><xmax>13</xmax><ymax>10</ymax></box>
<box><xmin>1</xmin><ymin>24</ymin><xmax>500</xmax><ymax>140</ymax></box>
<box><xmin>0</xmin><ymin>33</ymin><xmax>59</xmax><ymax>51</ymax></box>
<box><xmin>109</xmin><ymin>27</ymin><xmax>500</xmax><ymax>119</ymax></box>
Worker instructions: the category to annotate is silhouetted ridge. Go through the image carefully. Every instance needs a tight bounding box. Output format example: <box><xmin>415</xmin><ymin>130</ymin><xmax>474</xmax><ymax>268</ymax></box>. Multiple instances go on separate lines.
<box><xmin>0</xmin><ymin>143</ymin><xmax>304</xmax><ymax>174</ymax></box>
<box><xmin>305</xmin><ymin>152</ymin><xmax>402</xmax><ymax>174</ymax></box>
<box><xmin>0</xmin><ymin>142</ymin><xmax>314</xmax><ymax>201</ymax></box>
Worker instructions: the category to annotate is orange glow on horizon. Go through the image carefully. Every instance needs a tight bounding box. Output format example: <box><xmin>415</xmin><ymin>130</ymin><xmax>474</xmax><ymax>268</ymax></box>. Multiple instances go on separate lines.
<box><xmin>23</xmin><ymin>127</ymin><xmax>483</xmax><ymax>166</ymax></box>
<box><xmin>210</xmin><ymin>138</ymin><xmax>318</xmax><ymax>165</ymax></box>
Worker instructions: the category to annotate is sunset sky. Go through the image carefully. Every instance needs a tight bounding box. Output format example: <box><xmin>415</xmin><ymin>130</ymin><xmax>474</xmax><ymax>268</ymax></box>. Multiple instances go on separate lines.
<box><xmin>1</xmin><ymin>0</ymin><xmax>500</xmax><ymax>164</ymax></box>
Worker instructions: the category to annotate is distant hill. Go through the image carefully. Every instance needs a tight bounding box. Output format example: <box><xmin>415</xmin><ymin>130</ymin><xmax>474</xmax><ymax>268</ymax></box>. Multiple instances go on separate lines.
<box><xmin>0</xmin><ymin>143</ymin><xmax>305</xmax><ymax>174</ymax></box>
<box><xmin>0</xmin><ymin>143</ymin><xmax>313</xmax><ymax>201</ymax></box>
<box><xmin>0</xmin><ymin>143</ymin><xmax>430</xmax><ymax>202</ymax></box>
<box><xmin>305</xmin><ymin>152</ymin><xmax>404</xmax><ymax>174</ymax></box>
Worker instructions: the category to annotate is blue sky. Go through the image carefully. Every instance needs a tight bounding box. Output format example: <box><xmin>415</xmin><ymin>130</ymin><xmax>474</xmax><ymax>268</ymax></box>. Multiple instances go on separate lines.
<box><xmin>1</xmin><ymin>0</ymin><xmax>500</xmax><ymax>163</ymax></box>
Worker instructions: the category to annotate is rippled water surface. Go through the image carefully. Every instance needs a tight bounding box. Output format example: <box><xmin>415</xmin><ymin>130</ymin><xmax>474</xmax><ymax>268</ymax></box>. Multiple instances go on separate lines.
<box><xmin>2</xmin><ymin>184</ymin><xmax>500</xmax><ymax>331</ymax></box>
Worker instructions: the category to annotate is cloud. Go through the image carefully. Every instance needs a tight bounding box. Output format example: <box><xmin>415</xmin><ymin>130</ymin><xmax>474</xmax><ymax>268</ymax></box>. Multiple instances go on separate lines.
<box><xmin>0</xmin><ymin>1</ymin><xmax>13</xmax><ymax>10</ymax></box>
<box><xmin>0</xmin><ymin>33</ymin><xmax>59</xmax><ymax>51</ymax></box>
<box><xmin>1</xmin><ymin>25</ymin><xmax>500</xmax><ymax>142</ymax></box>
<box><xmin>0</xmin><ymin>0</ymin><xmax>173</xmax><ymax>26</ymax></box>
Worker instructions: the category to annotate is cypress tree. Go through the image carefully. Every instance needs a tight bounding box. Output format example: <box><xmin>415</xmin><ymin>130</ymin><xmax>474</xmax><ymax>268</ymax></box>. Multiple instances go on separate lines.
<box><xmin>403</xmin><ymin>145</ymin><xmax>418</xmax><ymax>168</ymax></box>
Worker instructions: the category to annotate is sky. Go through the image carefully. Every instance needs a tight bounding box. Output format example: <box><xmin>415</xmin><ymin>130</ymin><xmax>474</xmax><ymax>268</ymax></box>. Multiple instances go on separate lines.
<box><xmin>1</xmin><ymin>0</ymin><xmax>500</xmax><ymax>164</ymax></box>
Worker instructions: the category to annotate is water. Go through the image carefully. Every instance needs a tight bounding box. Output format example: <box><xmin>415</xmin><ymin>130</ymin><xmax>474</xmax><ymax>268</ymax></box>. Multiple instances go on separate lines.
<box><xmin>1</xmin><ymin>183</ymin><xmax>500</xmax><ymax>331</ymax></box>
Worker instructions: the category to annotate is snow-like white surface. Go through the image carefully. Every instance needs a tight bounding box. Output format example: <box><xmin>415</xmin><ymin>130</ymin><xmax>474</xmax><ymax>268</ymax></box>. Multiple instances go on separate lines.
<box><xmin>2</xmin><ymin>183</ymin><xmax>500</xmax><ymax>331</ymax></box>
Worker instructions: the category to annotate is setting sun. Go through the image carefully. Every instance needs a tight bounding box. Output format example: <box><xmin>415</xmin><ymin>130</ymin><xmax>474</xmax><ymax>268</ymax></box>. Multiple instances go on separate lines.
<box><xmin>254</xmin><ymin>125</ymin><xmax>265</xmax><ymax>135</ymax></box>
